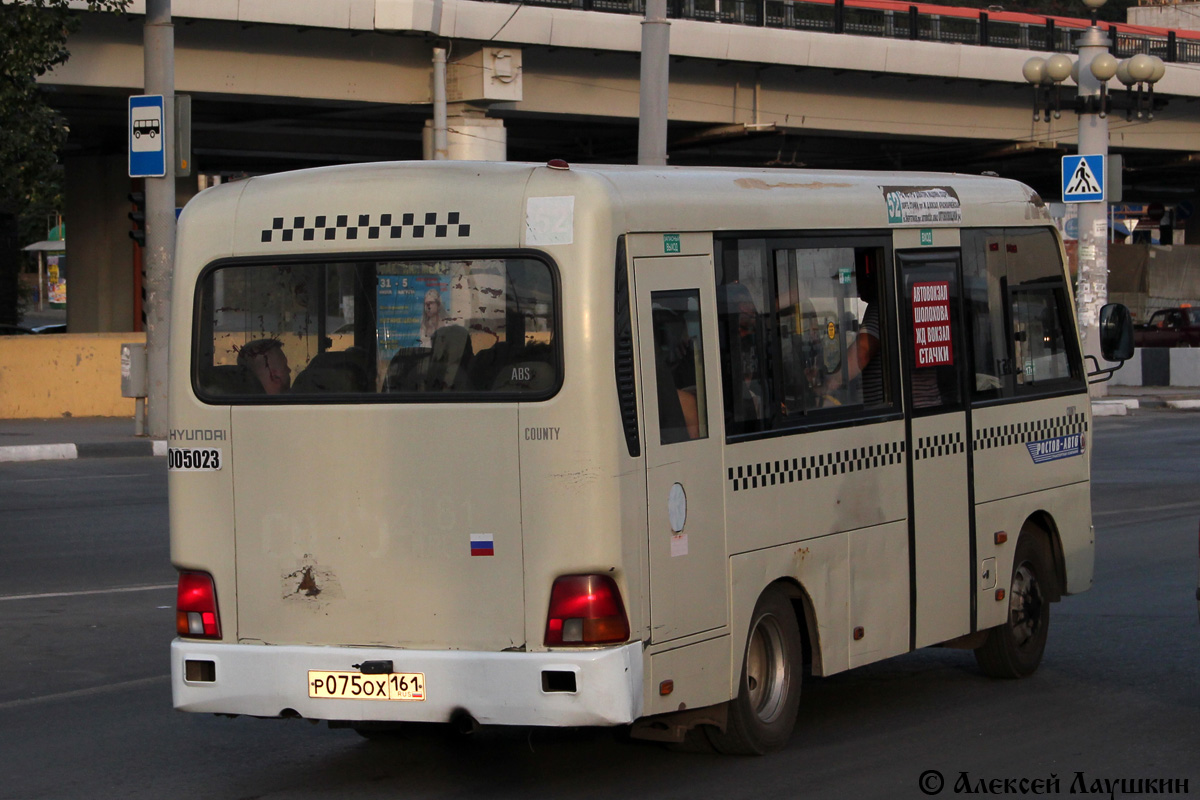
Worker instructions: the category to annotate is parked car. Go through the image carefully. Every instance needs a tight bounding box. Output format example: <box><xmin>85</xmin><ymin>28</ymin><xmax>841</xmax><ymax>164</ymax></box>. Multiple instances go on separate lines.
<box><xmin>31</xmin><ymin>323</ymin><xmax>67</xmax><ymax>334</ymax></box>
<box><xmin>1</xmin><ymin>323</ymin><xmax>35</xmax><ymax>335</ymax></box>
<box><xmin>1133</xmin><ymin>307</ymin><xmax>1200</xmax><ymax>348</ymax></box>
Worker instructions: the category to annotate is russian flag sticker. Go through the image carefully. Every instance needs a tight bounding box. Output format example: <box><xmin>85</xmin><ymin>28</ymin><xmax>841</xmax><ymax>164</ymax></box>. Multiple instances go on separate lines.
<box><xmin>470</xmin><ymin>533</ymin><xmax>495</xmax><ymax>557</ymax></box>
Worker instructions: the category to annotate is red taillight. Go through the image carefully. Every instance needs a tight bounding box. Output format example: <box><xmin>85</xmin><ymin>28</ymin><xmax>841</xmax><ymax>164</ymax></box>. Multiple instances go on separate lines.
<box><xmin>176</xmin><ymin>571</ymin><xmax>221</xmax><ymax>639</ymax></box>
<box><xmin>544</xmin><ymin>574</ymin><xmax>630</xmax><ymax>646</ymax></box>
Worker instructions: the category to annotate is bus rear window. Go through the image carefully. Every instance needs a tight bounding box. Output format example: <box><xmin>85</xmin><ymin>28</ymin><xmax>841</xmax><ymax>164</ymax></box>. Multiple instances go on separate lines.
<box><xmin>194</xmin><ymin>257</ymin><xmax>558</xmax><ymax>401</ymax></box>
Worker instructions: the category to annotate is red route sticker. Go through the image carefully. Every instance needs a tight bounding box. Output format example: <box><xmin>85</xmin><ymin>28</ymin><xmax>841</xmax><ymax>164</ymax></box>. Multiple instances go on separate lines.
<box><xmin>912</xmin><ymin>281</ymin><xmax>953</xmax><ymax>367</ymax></box>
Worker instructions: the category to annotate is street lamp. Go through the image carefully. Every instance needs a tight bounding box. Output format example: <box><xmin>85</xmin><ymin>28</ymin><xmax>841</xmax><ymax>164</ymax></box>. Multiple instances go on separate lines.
<box><xmin>1019</xmin><ymin>0</ymin><xmax>1168</xmax><ymax>393</ymax></box>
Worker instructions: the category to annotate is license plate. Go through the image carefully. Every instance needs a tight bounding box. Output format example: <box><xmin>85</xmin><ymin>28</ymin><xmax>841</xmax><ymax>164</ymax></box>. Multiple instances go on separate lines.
<box><xmin>307</xmin><ymin>670</ymin><xmax>425</xmax><ymax>701</ymax></box>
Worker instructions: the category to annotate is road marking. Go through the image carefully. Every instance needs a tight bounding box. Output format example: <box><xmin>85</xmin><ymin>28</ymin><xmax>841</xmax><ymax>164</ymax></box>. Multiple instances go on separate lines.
<box><xmin>0</xmin><ymin>583</ymin><xmax>175</xmax><ymax>602</ymax></box>
<box><xmin>0</xmin><ymin>675</ymin><xmax>169</xmax><ymax>711</ymax></box>
<box><xmin>1093</xmin><ymin>499</ymin><xmax>1200</xmax><ymax>519</ymax></box>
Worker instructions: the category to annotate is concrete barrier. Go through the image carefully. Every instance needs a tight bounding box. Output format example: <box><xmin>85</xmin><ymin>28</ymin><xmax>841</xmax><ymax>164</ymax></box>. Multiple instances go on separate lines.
<box><xmin>0</xmin><ymin>333</ymin><xmax>144</xmax><ymax>418</ymax></box>
<box><xmin>1109</xmin><ymin>347</ymin><xmax>1200</xmax><ymax>387</ymax></box>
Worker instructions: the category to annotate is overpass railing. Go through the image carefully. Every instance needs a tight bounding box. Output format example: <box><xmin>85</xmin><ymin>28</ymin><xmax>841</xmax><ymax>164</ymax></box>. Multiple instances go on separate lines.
<box><xmin>486</xmin><ymin>0</ymin><xmax>1200</xmax><ymax>64</ymax></box>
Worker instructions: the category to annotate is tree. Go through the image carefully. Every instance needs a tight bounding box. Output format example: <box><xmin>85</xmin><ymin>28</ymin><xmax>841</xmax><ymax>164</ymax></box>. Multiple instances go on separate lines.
<box><xmin>0</xmin><ymin>0</ymin><xmax>128</xmax><ymax>323</ymax></box>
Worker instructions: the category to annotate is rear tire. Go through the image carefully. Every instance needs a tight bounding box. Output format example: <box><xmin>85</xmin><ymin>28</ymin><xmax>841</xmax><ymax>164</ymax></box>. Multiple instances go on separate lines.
<box><xmin>975</xmin><ymin>534</ymin><xmax>1053</xmax><ymax>678</ymax></box>
<box><xmin>706</xmin><ymin>587</ymin><xmax>802</xmax><ymax>755</ymax></box>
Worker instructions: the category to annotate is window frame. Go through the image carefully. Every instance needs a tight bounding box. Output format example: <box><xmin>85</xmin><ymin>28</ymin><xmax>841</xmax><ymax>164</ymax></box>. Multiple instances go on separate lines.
<box><xmin>896</xmin><ymin>248</ymin><xmax>968</xmax><ymax>417</ymax></box>
<box><xmin>1006</xmin><ymin>280</ymin><xmax>1084</xmax><ymax>398</ymax></box>
<box><xmin>961</xmin><ymin>227</ymin><xmax>1086</xmax><ymax>409</ymax></box>
<box><xmin>190</xmin><ymin>249</ymin><xmax>564</xmax><ymax>406</ymax></box>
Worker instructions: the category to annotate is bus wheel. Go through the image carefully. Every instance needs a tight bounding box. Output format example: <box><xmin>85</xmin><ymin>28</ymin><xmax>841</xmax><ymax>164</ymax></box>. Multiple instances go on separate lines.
<box><xmin>974</xmin><ymin>535</ymin><xmax>1053</xmax><ymax>679</ymax></box>
<box><xmin>707</xmin><ymin>587</ymin><xmax>801</xmax><ymax>755</ymax></box>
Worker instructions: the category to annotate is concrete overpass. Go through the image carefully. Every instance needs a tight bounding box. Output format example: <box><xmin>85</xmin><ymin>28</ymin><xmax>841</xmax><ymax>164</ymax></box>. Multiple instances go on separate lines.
<box><xmin>42</xmin><ymin>0</ymin><xmax>1200</xmax><ymax>331</ymax></box>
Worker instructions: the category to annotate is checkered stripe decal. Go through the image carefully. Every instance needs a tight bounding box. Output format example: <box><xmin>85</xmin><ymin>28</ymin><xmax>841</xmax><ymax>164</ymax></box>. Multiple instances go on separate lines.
<box><xmin>973</xmin><ymin>412</ymin><xmax>1088</xmax><ymax>452</ymax></box>
<box><xmin>260</xmin><ymin>212</ymin><xmax>471</xmax><ymax>243</ymax></box>
<box><xmin>913</xmin><ymin>431</ymin><xmax>965</xmax><ymax>461</ymax></box>
<box><xmin>728</xmin><ymin>441</ymin><xmax>906</xmax><ymax>492</ymax></box>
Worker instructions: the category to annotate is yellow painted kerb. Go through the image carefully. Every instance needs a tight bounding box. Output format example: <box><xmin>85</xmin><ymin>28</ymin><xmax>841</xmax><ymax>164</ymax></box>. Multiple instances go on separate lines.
<box><xmin>0</xmin><ymin>333</ymin><xmax>146</xmax><ymax>419</ymax></box>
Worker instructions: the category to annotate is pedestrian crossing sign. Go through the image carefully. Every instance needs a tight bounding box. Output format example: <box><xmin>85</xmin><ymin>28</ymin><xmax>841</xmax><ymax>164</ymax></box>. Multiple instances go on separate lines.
<box><xmin>1062</xmin><ymin>155</ymin><xmax>1105</xmax><ymax>203</ymax></box>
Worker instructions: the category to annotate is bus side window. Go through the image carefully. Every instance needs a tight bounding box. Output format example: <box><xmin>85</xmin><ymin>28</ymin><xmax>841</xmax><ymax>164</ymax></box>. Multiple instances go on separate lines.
<box><xmin>773</xmin><ymin>245</ymin><xmax>890</xmax><ymax>414</ymax></box>
<box><xmin>966</xmin><ymin>227</ymin><xmax>1082</xmax><ymax>399</ymax></box>
<box><xmin>651</xmin><ymin>291</ymin><xmax>708</xmax><ymax>445</ymax></box>
<box><xmin>962</xmin><ymin>230</ymin><xmax>1009</xmax><ymax>399</ymax></box>
<box><xmin>1011</xmin><ymin>288</ymin><xmax>1075</xmax><ymax>386</ymax></box>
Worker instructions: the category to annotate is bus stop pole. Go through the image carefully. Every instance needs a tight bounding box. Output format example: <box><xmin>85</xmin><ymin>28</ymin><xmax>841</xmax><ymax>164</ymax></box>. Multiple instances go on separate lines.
<box><xmin>143</xmin><ymin>0</ymin><xmax>176</xmax><ymax>437</ymax></box>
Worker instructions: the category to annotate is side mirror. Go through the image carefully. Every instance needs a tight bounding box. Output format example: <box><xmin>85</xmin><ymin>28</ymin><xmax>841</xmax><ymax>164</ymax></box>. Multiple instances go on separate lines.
<box><xmin>1099</xmin><ymin>303</ymin><xmax>1134</xmax><ymax>362</ymax></box>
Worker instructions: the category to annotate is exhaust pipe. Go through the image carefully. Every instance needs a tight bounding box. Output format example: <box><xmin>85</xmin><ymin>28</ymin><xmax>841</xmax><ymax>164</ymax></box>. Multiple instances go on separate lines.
<box><xmin>449</xmin><ymin>707</ymin><xmax>480</xmax><ymax>736</ymax></box>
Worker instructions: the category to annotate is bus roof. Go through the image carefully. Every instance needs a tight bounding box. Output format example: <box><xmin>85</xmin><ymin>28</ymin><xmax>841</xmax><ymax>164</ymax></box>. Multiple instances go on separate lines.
<box><xmin>177</xmin><ymin>160</ymin><xmax>1050</xmax><ymax>272</ymax></box>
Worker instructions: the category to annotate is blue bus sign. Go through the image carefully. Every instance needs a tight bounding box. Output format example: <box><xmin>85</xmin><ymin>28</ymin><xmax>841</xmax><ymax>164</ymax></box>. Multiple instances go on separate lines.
<box><xmin>129</xmin><ymin>95</ymin><xmax>165</xmax><ymax>178</ymax></box>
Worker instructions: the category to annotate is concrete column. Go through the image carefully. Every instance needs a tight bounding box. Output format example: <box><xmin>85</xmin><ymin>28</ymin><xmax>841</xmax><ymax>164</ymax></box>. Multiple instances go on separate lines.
<box><xmin>422</xmin><ymin>115</ymin><xmax>506</xmax><ymax>160</ymax></box>
<box><xmin>639</xmin><ymin>0</ymin><xmax>670</xmax><ymax>166</ymax></box>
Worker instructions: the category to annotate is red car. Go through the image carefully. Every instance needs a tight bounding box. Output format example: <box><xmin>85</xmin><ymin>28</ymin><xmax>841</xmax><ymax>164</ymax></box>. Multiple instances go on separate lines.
<box><xmin>1133</xmin><ymin>307</ymin><xmax>1200</xmax><ymax>348</ymax></box>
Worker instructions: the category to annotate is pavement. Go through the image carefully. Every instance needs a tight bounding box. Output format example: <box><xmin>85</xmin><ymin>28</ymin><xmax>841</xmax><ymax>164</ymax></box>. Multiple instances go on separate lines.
<box><xmin>1</xmin><ymin>385</ymin><xmax>1197</xmax><ymax>465</ymax></box>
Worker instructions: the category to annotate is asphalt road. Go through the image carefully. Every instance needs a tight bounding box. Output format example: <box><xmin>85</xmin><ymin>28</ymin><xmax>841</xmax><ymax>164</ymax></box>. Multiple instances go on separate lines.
<box><xmin>1</xmin><ymin>412</ymin><xmax>1198</xmax><ymax>800</ymax></box>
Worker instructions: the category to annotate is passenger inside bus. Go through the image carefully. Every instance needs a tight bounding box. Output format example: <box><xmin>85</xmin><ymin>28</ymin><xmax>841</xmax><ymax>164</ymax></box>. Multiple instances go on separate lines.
<box><xmin>824</xmin><ymin>276</ymin><xmax>883</xmax><ymax>405</ymax></box>
<box><xmin>652</xmin><ymin>304</ymin><xmax>702</xmax><ymax>444</ymax></box>
<box><xmin>237</xmin><ymin>338</ymin><xmax>292</xmax><ymax>395</ymax></box>
<box><xmin>717</xmin><ymin>283</ymin><xmax>767</xmax><ymax>430</ymax></box>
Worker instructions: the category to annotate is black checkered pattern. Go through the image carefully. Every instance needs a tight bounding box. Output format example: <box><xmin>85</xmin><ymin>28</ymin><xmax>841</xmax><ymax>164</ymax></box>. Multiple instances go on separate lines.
<box><xmin>913</xmin><ymin>431</ymin><xmax>965</xmax><ymax>461</ymax></box>
<box><xmin>260</xmin><ymin>211</ymin><xmax>471</xmax><ymax>244</ymax></box>
<box><xmin>728</xmin><ymin>441</ymin><xmax>906</xmax><ymax>493</ymax></box>
<box><xmin>972</xmin><ymin>413</ymin><xmax>1088</xmax><ymax>452</ymax></box>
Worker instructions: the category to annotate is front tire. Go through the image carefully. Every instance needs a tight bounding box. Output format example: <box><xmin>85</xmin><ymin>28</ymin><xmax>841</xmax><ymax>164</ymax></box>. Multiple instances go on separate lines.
<box><xmin>706</xmin><ymin>586</ymin><xmax>802</xmax><ymax>755</ymax></box>
<box><xmin>974</xmin><ymin>534</ymin><xmax>1054</xmax><ymax>678</ymax></box>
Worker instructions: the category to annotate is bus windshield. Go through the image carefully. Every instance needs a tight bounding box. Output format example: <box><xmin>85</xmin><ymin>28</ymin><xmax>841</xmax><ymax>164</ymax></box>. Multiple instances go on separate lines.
<box><xmin>193</xmin><ymin>256</ymin><xmax>558</xmax><ymax>401</ymax></box>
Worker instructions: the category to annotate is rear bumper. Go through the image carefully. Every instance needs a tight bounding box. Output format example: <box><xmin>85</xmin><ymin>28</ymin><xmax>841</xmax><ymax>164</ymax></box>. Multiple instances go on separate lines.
<box><xmin>171</xmin><ymin>639</ymin><xmax>644</xmax><ymax>727</ymax></box>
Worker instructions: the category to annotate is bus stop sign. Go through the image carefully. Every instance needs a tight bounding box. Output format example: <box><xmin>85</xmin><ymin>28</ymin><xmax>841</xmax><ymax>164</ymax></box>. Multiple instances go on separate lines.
<box><xmin>129</xmin><ymin>94</ymin><xmax>165</xmax><ymax>178</ymax></box>
<box><xmin>1061</xmin><ymin>155</ymin><xmax>1104</xmax><ymax>203</ymax></box>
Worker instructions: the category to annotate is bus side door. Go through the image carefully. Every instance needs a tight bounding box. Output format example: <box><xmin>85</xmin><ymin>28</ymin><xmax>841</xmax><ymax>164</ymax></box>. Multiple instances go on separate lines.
<box><xmin>633</xmin><ymin>254</ymin><xmax>729</xmax><ymax>644</ymax></box>
<box><xmin>898</xmin><ymin>248</ymin><xmax>975</xmax><ymax>649</ymax></box>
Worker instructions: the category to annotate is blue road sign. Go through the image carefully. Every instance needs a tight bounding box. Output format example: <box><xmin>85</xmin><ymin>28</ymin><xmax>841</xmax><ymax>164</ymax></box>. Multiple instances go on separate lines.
<box><xmin>129</xmin><ymin>95</ymin><xmax>165</xmax><ymax>178</ymax></box>
<box><xmin>1062</xmin><ymin>155</ymin><xmax>1105</xmax><ymax>203</ymax></box>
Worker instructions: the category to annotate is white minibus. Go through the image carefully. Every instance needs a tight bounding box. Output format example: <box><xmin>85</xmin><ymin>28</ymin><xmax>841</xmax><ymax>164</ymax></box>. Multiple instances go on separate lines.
<box><xmin>169</xmin><ymin>161</ymin><xmax>1130</xmax><ymax>754</ymax></box>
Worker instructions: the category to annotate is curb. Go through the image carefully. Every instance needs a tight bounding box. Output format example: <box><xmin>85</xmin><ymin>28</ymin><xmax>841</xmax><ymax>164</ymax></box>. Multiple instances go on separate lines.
<box><xmin>1091</xmin><ymin>399</ymin><xmax>1137</xmax><ymax>417</ymax></box>
<box><xmin>0</xmin><ymin>440</ymin><xmax>166</xmax><ymax>464</ymax></box>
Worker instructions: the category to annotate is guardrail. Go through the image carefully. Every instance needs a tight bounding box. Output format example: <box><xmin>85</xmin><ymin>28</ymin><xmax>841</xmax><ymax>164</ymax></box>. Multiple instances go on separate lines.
<box><xmin>483</xmin><ymin>0</ymin><xmax>1200</xmax><ymax>65</ymax></box>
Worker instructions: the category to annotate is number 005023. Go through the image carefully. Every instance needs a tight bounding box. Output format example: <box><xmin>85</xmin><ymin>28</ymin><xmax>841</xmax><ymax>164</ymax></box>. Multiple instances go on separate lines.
<box><xmin>167</xmin><ymin>447</ymin><xmax>221</xmax><ymax>471</ymax></box>
<box><xmin>307</xmin><ymin>671</ymin><xmax>425</xmax><ymax>701</ymax></box>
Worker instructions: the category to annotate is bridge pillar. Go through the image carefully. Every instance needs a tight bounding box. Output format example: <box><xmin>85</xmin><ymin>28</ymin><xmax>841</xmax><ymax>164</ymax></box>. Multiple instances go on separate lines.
<box><xmin>64</xmin><ymin>154</ymin><xmax>137</xmax><ymax>333</ymax></box>
<box><xmin>422</xmin><ymin>113</ymin><xmax>507</xmax><ymax>161</ymax></box>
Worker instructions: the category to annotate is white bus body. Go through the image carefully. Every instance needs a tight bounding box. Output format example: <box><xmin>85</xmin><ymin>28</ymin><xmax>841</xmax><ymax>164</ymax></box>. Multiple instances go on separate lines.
<box><xmin>170</xmin><ymin>161</ymin><xmax>1094</xmax><ymax>753</ymax></box>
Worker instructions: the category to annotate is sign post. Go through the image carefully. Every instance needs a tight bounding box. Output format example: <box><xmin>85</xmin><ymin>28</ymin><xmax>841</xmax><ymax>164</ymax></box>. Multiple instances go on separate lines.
<box><xmin>140</xmin><ymin>0</ymin><xmax>176</xmax><ymax>439</ymax></box>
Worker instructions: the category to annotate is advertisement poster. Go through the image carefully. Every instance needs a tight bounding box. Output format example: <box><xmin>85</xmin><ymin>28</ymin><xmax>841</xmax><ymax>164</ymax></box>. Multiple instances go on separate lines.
<box><xmin>376</xmin><ymin>262</ymin><xmax>452</xmax><ymax>362</ymax></box>
<box><xmin>912</xmin><ymin>281</ymin><xmax>953</xmax><ymax>367</ymax></box>
<box><xmin>47</xmin><ymin>256</ymin><xmax>67</xmax><ymax>308</ymax></box>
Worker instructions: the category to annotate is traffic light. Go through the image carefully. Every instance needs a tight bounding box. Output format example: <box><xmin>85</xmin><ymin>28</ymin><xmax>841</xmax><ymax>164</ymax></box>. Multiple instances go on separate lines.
<box><xmin>128</xmin><ymin>191</ymin><xmax>146</xmax><ymax>247</ymax></box>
